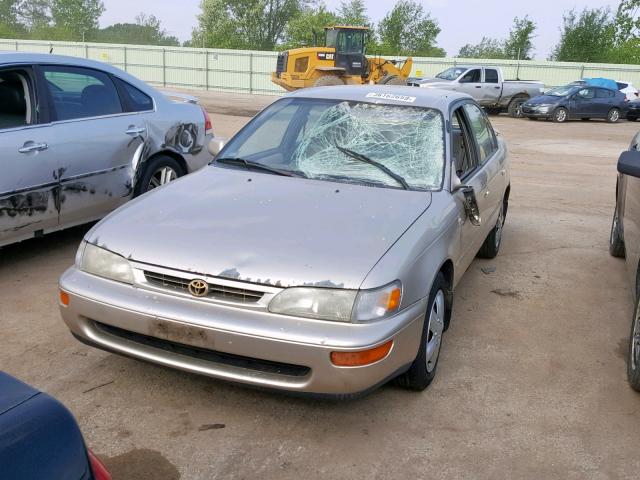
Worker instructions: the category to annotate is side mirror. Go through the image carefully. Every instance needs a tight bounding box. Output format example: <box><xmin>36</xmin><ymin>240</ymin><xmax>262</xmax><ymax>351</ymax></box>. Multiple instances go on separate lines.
<box><xmin>208</xmin><ymin>137</ymin><xmax>227</xmax><ymax>156</ymax></box>
<box><xmin>617</xmin><ymin>150</ymin><xmax>640</xmax><ymax>178</ymax></box>
<box><xmin>452</xmin><ymin>175</ymin><xmax>481</xmax><ymax>226</ymax></box>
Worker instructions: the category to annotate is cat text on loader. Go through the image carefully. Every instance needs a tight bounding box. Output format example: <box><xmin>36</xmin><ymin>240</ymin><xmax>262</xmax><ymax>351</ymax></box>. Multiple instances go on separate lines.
<box><xmin>272</xmin><ymin>26</ymin><xmax>413</xmax><ymax>91</ymax></box>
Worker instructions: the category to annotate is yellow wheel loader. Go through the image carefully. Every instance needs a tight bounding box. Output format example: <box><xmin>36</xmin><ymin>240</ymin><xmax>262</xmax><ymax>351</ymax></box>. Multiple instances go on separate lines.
<box><xmin>272</xmin><ymin>26</ymin><xmax>413</xmax><ymax>91</ymax></box>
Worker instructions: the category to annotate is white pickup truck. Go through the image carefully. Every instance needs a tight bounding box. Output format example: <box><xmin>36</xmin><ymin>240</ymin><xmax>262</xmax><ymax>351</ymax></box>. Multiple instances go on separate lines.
<box><xmin>409</xmin><ymin>66</ymin><xmax>545</xmax><ymax>117</ymax></box>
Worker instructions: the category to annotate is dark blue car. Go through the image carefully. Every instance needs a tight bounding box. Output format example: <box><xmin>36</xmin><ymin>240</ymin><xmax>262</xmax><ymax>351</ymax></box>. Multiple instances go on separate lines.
<box><xmin>522</xmin><ymin>85</ymin><xmax>626</xmax><ymax>123</ymax></box>
<box><xmin>0</xmin><ymin>372</ymin><xmax>111</xmax><ymax>480</ymax></box>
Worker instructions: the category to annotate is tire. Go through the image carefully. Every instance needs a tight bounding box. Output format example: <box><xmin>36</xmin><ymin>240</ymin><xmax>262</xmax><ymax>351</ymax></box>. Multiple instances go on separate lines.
<box><xmin>313</xmin><ymin>75</ymin><xmax>344</xmax><ymax>87</ymax></box>
<box><xmin>627</xmin><ymin>294</ymin><xmax>640</xmax><ymax>392</ymax></box>
<box><xmin>507</xmin><ymin>97</ymin><xmax>527</xmax><ymax>118</ymax></box>
<box><xmin>477</xmin><ymin>198</ymin><xmax>506</xmax><ymax>259</ymax></box>
<box><xmin>379</xmin><ymin>75</ymin><xmax>406</xmax><ymax>86</ymax></box>
<box><xmin>134</xmin><ymin>155</ymin><xmax>185</xmax><ymax>197</ymax></box>
<box><xmin>607</xmin><ymin>108</ymin><xmax>621</xmax><ymax>123</ymax></box>
<box><xmin>397</xmin><ymin>273</ymin><xmax>449</xmax><ymax>391</ymax></box>
<box><xmin>552</xmin><ymin>107</ymin><xmax>568</xmax><ymax>123</ymax></box>
<box><xmin>610</xmin><ymin>202</ymin><xmax>625</xmax><ymax>257</ymax></box>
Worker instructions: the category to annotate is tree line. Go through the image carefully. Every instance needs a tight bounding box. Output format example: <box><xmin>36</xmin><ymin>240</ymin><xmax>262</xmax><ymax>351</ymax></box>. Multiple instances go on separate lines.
<box><xmin>0</xmin><ymin>0</ymin><xmax>638</xmax><ymax>64</ymax></box>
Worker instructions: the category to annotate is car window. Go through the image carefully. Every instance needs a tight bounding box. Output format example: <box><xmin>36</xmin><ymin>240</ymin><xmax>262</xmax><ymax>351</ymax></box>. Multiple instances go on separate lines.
<box><xmin>462</xmin><ymin>103</ymin><xmax>497</xmax><ymax>164</ymax></box>
<box><xmin>221</xmin><ymin>98</ymin><xmax>445</xmax><ymax>191</ymax></box>
<box><xmin>617</xmin><ymin>82</ymin><xmax>628</xmax><ymax>90</ymax></box>
<box><xmin>43</xmin><ymin>66</ymin><xmax>122</xmax><ymax>121</ymax></box>
<box><xmin>451</xmin><ymin>108</ymin><xmax>475</xmax><ymax>178</ymax></box>
<box><xmin>485</xmin><ymin>69</ymin><xmax>499</xmax><ymax>84</ymax></box>
<box><xmin>0</xmin><ymin>70</ymin><xmax>33</xmax><ymax>130</ymax></box>
<box><xmin>461</xmin><ymin>69</ymin><xmax>481</xmax><ymax>83</ymax></box>
<box><xmin>595</xmin><ymin>88</ymin><xmax>615</xmax><ymax>98</ymax></box>
<box><xmin>115</xmin><ymin>78</ymin><xmax>154</xmax><ymax>112</ymax></box>
<box><xmin>576</xmin><ymin>88</ymin><xmax>595</xmax><ymax>100</ymax></box>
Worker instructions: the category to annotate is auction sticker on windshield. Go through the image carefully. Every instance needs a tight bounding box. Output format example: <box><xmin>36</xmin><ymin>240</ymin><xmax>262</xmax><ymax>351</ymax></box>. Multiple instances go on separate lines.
<box><xmin>365</xmin><ymin>92</ymin><xmax>416</xmax><ymax>103</ymax></box>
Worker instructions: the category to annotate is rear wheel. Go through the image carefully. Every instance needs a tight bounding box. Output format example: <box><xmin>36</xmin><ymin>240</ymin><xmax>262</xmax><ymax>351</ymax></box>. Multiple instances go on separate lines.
<box><xmin>607</xmin><ymin>108</ymin><xmax>621</xmax><ymax>123</ymax></box>
<box><xmin>134</xmin><ymin>155</ymin><xmax>185</xmax><ymax>197</ymax></box>
<box><xmin>610</xmin><ymin>202</ymin><xmax>625</xmax><ymax>258</ymax></box>
<box><xmin>397</xmin><ymin>273</ymin><xmax>448</xmax><ymax>391</ymax></box>
<box><xmin>314</xmin><ymin>75</ymin><xmax>344</xmax><ymax>87</ymax></box>
<box><xmin>379</xmin><ymin>75</ymin><xmax>406</xmax><ymax>86</ymax></box>
<box><xmin>477</xmin><ymin>199</ymin><xmax>506</xmax><ymax>259</ymax></box>
<box><xmin>552</xmin><ymin>107</ymin><xmax>568</xmax><ymax>123</ymax></box>
<box><xmin>507</xmin><ymin>97</ymin><xmax>527</xmax><ymax>118</ymax></box>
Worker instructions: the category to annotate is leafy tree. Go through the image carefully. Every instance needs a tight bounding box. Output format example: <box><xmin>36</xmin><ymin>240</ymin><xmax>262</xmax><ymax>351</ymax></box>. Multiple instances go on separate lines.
<box><xmin>193</xmin><ymin>0</ymin><xmax>308</xmax><ymax>50</ymax></box>
<box><xmin>614</xmin><ymin>0</ymin><xmax>640</xmax><ymax>40</ymax></box>
<box><xmin>457</xmin><ymin>37</ymin><xmax>506</xmax><ymax>59</ymax></box>
<box><xmin>503</xmin><ymin>15</ymin><xmax>536</xmax><ymax>60</ymax></box>
<box><xmin>282</xmin><ymin>3</ymin><xmax>338</xmax><ymax>49</ymax></box>
<box><xmin>94</xmin><ymin>13</ymin><xmax>180</xmax><ymax>46</ymax></box>
<box><xmin>50</xmin><ymin>0</ymin><xmax>105</xmax><ymax>39</ymax></box>
<box><xmin>337</xmin><ymin>0</ymin><xmax>368</xmax><ymax>26</ymax></box>
<box><xmin>17</xmin><ymin>0</ymin><xmax>51</xmax><ymax>29</ymax></box>
<box><xmin>377</xmin><ymin>0</ymin><xmax>444</xmax><ymax>57</ymax></box>
<box><xmin>550</xmin><ymin>8</ymin><xmax>615</xmax><ymax>62</ymax></box>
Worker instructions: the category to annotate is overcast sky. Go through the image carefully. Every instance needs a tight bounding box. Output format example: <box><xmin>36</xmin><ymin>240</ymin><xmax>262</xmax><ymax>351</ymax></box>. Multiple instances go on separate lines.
<box><xmin>100</xmin><ymin>0</ymin><xmax>622</xmax><ymax>58</ymax></box>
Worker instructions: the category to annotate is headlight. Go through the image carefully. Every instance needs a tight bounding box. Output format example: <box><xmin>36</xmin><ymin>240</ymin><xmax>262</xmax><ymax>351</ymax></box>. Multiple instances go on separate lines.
<box><xmin>268</xmin><ymin>287</ymin><xmax>357</xmax><ymax>322</ymax></box>
<box><xmin>81</xmin><ymin>242</ymin><xmax>133</xmax><ymax>284</ymax></box>
<box><xmin>268</xmin><ymin>281</ymin><xmax>402</xmax><ymax>323</ymax></box>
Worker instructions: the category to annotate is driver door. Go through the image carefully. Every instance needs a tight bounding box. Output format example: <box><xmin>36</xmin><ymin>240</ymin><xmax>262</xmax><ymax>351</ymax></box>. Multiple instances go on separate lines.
<box><xmin>572</xmin><ymin>87</ymin><xmax>596</xmax><ymax>117</ymax></box>
<box><xmin>457</xmin><ymin>69</ymin><xmax>482</xmax><ymax>98</ymax></box>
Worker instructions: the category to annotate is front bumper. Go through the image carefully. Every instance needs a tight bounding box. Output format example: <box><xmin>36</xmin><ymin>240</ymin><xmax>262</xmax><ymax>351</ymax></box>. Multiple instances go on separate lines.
<box><xmin>59</xmin><ymin>268</ymin><xmax>426</xmax><ymax>395</ymax></box>
<box><xmin>522</xmin><ymin>106</ymin><xmax>552</xmax><ymax>119</ymax></box>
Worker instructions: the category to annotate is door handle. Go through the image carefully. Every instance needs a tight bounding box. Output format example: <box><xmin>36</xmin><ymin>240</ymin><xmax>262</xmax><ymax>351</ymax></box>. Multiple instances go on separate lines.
<box><xmin>494</xmin><ymin>86</ymin><xmax>501</xmax><ymax>89</ymax></box>
<box><xmin>18</xmin><ymin>142</ymin><xmax>48</xmax><ymax>154</ymax></box>
<box><xmin>501</xmin><ymin>169</ymin><xmax>506</xmax><ymax>176</ymax></box>
<box><xmin>125</xmin><ymin>127</ymin><xmax>146</xmax><ymax>136</ymax></box>
<box><xmin>475</xmin><ymin>86</ymin><xmax>482</xmax><ymax>88</ymax></box>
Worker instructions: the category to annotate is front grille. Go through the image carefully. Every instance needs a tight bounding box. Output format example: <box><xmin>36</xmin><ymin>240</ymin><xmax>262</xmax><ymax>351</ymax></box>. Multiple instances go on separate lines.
<box><xmin>144</xmin><ymin>271</ymin><xmax>264</xmax><ymax>303</ymax></box>
<box><xmin>276</xmin><ymin>52</ymin><xmax>288</xmax><ymax>75</ymax></box>
<box><xmin>96</xmin><ymin>322</ymin><xmax>310</xmax><ymax>377</ymax></box>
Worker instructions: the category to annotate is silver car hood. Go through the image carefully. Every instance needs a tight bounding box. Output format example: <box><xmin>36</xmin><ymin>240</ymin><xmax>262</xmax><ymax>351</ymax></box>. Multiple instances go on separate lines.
<box><xmin>88</xmin><ymin>167</ymin><xmax>432</xmax><ymax>289</ymax></box>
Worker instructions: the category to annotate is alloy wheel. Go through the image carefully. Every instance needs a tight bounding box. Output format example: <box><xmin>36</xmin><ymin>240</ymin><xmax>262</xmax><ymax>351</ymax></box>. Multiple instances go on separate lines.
<box><xmin>555</xmin><ymin>109</ymin><xmax>567</xmax><ymax>122</ymax></box>
<box><xmin>426</xmin><ymin>290</ymin><xmax>445</xmax><ymax>373</ymax></box>
<box><xmin>609</xmin><ymin>109</ymin><xmax>620</xmax><ymax>122</ymax></box>
<box><xmin>632</xmin><ymin>304</ymin><xmax>640</xmax><ymax>371</ymax></box>
<box><xmin>148</xmin><ymin>167</ymin><xmax>178</xmax><ymax>190</ymax></box>
<box><xmin>495</xmin><ymin>204</ymin><xmax>505</xmax><ymax>249</ymax></box>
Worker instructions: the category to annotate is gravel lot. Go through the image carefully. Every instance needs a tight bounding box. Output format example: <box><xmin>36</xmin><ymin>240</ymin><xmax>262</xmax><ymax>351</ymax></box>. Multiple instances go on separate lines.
<box><xmin>2</xmin><ymin>92</ymin><xmax>640</xmax><ymax>479</ymax></box>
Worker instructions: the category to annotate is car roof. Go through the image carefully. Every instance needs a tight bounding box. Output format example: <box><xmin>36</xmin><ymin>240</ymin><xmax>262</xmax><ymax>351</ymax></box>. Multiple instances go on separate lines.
<box><xmin>286</xmin><ymin>84</ymin><xmax>471</xmax><ymax>111</ymax></box>
<box><xmin>0</xmin><ymin>52</ymin><xmax>154</xmax><ymax>94</ymax></box>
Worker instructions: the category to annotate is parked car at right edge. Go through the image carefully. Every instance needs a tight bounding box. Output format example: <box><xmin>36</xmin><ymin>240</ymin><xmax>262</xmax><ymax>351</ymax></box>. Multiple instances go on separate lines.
<box><xmin>522</xmin><ymin>85</ymin><xmax>626</xmax><ymax>123</ymax></box>
<box><xmin>609</xmin><ymin>130</ymin><xmax>640</xmax><ymax>391</ymax></box>
<box><xmin>626</xmin><ymin>99</ymin><xmax>640</xmax><ymax>122</ymax></box>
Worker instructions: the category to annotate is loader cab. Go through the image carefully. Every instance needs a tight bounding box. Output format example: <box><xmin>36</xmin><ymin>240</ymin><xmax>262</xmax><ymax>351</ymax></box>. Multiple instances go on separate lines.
<box><xmin>325</xmin><ymin>26</ymin><xmax>368</xmax><ymax>77</ymax></box>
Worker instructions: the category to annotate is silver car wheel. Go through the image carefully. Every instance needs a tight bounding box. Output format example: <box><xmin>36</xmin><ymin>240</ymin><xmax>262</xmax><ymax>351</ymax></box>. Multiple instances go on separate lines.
<box><xmin>149</xmin><ymin>166</ymin><xmax>178</xmax><ymax>190</ymax></box>
<box><xmin>609</xmin><ymin>109</ymin><xmax>620</xmax><ymax>122</ymax></box>
<box><xmin>632</xmin><ymin>304</ymin><xmax>640</xmax><ymax>371</ymax></box>
<box><xmin>426</xmin><ymin>289</ymin><xmax>445</xmax><ymax>373</ymax></box>
<box><xmin>495</xmin><ymin>204</ymin><xmax>505</xmax><ymax>249</ymax></box>
<box><xmin>555</xmin><ymin>109</ymin><xmax>567</xmax><ymax>122</ymax></box>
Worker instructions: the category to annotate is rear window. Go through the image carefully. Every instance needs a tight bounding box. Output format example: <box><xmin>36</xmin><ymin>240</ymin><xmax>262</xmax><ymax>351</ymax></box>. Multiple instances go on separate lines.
<box><xmin>596</xmin><ymin>89</ymin><xmax>615</xmax><ymax>98</ymax></box>
<box><xmin>617</xmin><ymin>82</ymin><xmax>628</xmax><ymax>90</ymax></box>
<box><xmin>485</xmin><ymin>69</ymin><xmax>499</xmax><ymax>84</ymax></box>
<box><xmin>0</xmin><ymin>70</ymin><xmax>33</xmax><ymax>130</ymax></box>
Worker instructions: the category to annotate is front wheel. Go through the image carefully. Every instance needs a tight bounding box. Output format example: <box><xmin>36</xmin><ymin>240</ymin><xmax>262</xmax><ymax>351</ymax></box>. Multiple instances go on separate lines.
<box><xmin>607</xmin><ymin>108</ymin><xmax>621</xmax><ymax>123</ymax></box>
<box><xmin>628</xmin><ymin>295</ymin><xmax>640</xmax><ymax>391</ymax></box>
<box><xmin>397</xmin><ymin>273</ymin><xmax>448</xmax><ymax>391</ymax></box>
<box><xmin>134</xmin><ymin>155</ymin><xmax>185</xmax><ymax>197</ymax></box>
<box><xmin>552</xmin><ymin>107</ymin><xmax>568</xmax><ymax>123</ymax></box>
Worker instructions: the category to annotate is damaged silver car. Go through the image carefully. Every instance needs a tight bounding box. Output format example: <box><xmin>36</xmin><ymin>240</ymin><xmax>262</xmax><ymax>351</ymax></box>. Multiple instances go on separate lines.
<box><xmin>59</xmin><ymin>85</ymin><xmax>510</xmax><ymax>397</ymax></box>
<box><xmin>0</xmin><ymin>53</ymin><xmax>213</xmax><ymax>247</ymax></box>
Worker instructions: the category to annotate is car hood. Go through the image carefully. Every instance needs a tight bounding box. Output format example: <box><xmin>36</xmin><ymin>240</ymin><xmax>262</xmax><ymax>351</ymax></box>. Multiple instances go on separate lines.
<box><xmin>0</xmin><ymin>372</ymin><xmax>39</xmax><ymax>416</ymax></box>
<box><xmin>88</xmin><ymin>167</ymin><xmax>432</xmax><ymax>289</ymax></box>
<box><xmin>525</xmin><ymin>95</ymin><xmax>562</xmax><ymax>105</ymax></box>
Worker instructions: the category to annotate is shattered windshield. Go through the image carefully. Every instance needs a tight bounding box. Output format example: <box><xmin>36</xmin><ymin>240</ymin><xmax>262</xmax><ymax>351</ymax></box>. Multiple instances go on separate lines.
<box><xmin>436</xmin><ymin>67</ymin><xmax>467</xmax><ymax>80</ymax></box>
<box><xmin>217</xmin><ymin>98</ymin><xmax>445</xmax><ymax>191</ymax></box>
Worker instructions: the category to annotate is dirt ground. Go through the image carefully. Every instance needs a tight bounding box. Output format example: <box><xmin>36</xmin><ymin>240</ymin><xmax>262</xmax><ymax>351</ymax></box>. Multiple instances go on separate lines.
<box><xmin>2</xmin><ymin>92</ymin><xmax>640</xmax><ymax>479</ymax></box>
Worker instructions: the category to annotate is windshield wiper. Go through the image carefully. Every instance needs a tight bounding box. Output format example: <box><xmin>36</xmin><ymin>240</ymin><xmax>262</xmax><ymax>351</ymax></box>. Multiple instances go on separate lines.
<box><xmin>216</xmin><ymin>157</ymin><xmax>306</xmax><ymax>178</ymax></box>
<box><xmin>334</xmin><ymin>145</ymin><xmax>410</xmax><ymax>190</ymax></box>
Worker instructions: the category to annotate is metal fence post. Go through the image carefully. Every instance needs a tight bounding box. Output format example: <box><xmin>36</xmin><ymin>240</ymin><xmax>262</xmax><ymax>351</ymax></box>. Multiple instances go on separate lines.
<box><xmin>84</xmin><ymin>43</ymin><xmax>88</xmax><ymax>59</ymax></box>
<box><xmin>204</xmin><ymin>48</ymin><xmax>209</xmax><ymax>90</ymax></box>
<box><xmin>162</xmin><ymin>48</ymin><xmax>166</xmax><ymax>87</ymax></box>
<box><xmin>580</xmin><ymin>64</ymin><xmax>585</xmax><ymax>79</ymax></box>
<box><xmin>123</xmin><ymin>46</ymin><xmax>127</xmax><ymax>71</ymax></box>
<box><xmin>15</xmin><ymin>40</ymin><xmax>18</xmax><ymax>51</ymax></box>
<box><xmin>249</xmin><ymin>52</ymin><xmax>253</xmax><ymax>94</ymax></box>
